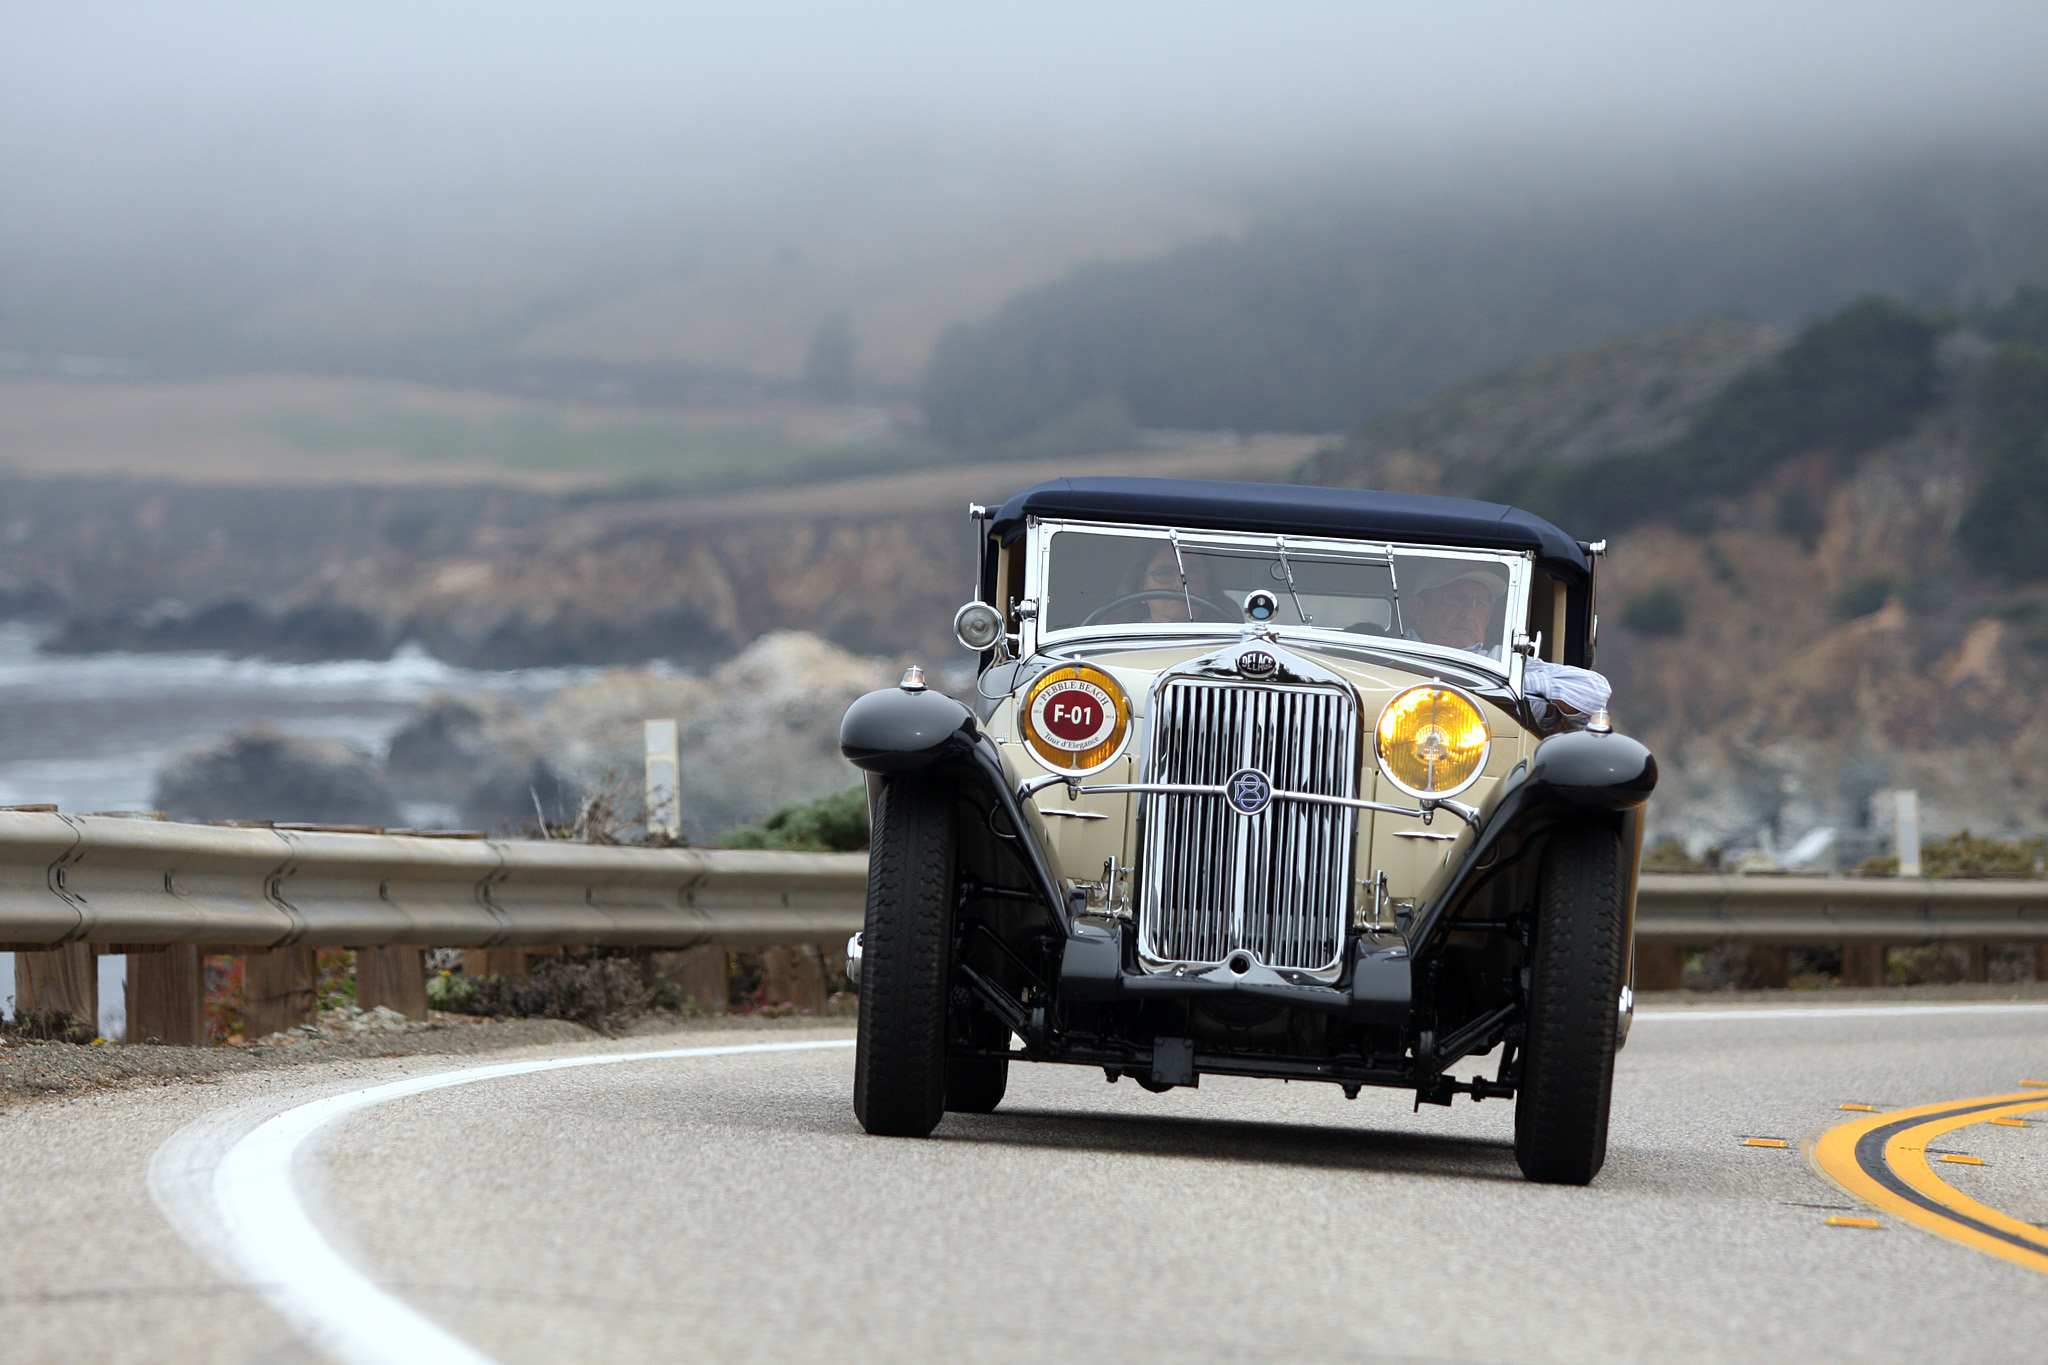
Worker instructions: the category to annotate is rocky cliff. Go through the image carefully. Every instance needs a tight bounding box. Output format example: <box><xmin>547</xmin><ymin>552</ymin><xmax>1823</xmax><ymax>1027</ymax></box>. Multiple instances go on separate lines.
<box><xmin>1307</xmin><ymin>312</ymin><xmax>2048</xmax><ymax>862</ymax></box>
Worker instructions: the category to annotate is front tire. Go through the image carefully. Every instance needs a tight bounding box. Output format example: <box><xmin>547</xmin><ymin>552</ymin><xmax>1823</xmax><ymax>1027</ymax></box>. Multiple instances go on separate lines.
<box><xmin>852</xmin><ymin>776</ymin><xmax>957</xmax><ymax>1137</ymax></box>
<box><xmin>945</xmin><ymin>1013</ymin><xmax>1009</xmax><ymax>1114</ymax></box>
<box><xmin>1514</xmin><ymin>824</ymin><xmax>1628</xmax><ymax>1185</ymax></box>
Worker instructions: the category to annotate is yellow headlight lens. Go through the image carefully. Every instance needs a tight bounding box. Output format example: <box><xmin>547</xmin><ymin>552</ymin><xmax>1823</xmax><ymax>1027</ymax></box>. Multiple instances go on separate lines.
<box><xmin>1376</xmin><ymin>685</ymin><xmax>1490</xmax><ymax>798</ymax></box>
<box><xmin>1021</xmin><ymin>665</ymin><xmax>1131</xmax><ymax>775</ymax></box>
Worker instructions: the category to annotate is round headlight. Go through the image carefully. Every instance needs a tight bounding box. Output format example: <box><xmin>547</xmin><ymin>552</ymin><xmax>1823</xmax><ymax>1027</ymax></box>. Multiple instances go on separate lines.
<box><xmin>953</xmin><ymin>600</ymin><xmax>1004</xmax><ymax>651</ymax></box>
<box><xmin>1021</xmin><ymin>665</ymin><xmax>1130</xmax><ymax>775</ymax></box>
<box><xmin>1375</xmin><ymin>684</ymin><xmax>1490</xmax><ymax>799</ymax></box>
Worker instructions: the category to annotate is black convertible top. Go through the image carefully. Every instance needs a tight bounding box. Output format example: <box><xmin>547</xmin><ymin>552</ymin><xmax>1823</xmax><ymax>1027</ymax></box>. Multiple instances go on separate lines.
<box><xmin>990</xmin><ymin>477</ymin><xmax>1590</xmax><ymax>575</ymax></box>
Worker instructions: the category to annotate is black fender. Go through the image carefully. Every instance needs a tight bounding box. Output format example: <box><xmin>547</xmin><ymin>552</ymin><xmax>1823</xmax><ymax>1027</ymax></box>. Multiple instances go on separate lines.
<box><xmin>1413</xmin><ymin>727</ymin><xmax>1656</xmax><ymax>955</ymax></box>
<box><xmin>840</xmin><ymin>686</ymin><xmax>980</xmax><ymax>773</ymax></box>
<box><xmin>840</xmin><ymin>686</ymin><xmax>1070</xmax><ymax>932</ymax></box>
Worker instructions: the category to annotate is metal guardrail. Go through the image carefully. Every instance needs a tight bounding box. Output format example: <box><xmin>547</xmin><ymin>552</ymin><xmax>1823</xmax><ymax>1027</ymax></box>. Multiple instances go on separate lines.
<box><xmin>1635</xmin><ymin>872</ymin><xmax>2048</xmax><ymax>943</ymax></box>
<box><xmin>0</xmin><ymin>811</ymin><xmax>867</xmax><ymax>950</ymax></box>
<box><xmin>3</xmin><ymin>813</ymin><xmax>2044</xmax><ymax>952</ymax></box>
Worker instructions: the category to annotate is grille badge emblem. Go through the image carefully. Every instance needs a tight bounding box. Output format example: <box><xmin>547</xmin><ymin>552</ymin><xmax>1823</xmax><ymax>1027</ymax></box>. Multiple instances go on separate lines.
<box><xmin>1226</xmin><ymin>767</ymin><xmax>1273</xmax><ymax>816</ymax></box>
<box><xmin>1237</xmin><ymin>648</ymin><xmax>1278</xmax><ymax>679</ymax></box>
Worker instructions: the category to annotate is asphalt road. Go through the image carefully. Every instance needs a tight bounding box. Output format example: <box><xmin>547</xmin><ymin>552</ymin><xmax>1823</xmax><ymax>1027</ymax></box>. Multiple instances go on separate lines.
<box><xmin>4</xmin><ymin>1002</ymin><xmax>2046</xmax><ymax>1365</ymax></box>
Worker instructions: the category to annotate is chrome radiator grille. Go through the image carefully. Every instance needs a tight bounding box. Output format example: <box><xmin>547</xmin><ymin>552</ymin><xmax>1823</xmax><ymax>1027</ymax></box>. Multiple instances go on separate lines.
<box><xmin>1137</xmin><ymin>679</ymin><xmax>1359</xmax><ymax>973</ymax></box>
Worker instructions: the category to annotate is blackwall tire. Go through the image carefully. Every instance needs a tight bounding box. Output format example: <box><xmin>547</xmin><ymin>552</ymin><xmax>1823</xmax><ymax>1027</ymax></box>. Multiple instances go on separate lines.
<box><xmin>1514</xmin><ymin>824</ymin><xmax>1628</xmax><ymax>1185</ymax></box>
<box><xmin>852</xmin><ymin>775</ymin><xmax>957</xmax><ymax>1137</ymax></box>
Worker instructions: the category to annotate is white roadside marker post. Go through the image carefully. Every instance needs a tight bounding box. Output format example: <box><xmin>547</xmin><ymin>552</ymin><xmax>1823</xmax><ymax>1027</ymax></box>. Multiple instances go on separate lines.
<box><xmin>1894</xmin><ymin>789</ymin><xmax>1921</xmax><ymax>878</ymax></box>
<box><xmin>645</xmin><ymin>718</ymin><xmax>681</xmax><ymax>843</ymax></box>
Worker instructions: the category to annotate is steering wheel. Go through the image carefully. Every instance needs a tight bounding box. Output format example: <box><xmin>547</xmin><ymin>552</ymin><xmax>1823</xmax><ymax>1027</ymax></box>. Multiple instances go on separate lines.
<box><xmin>1084</xmin><ymin>589</ymin><xmax>1235</xmax><ymax>626</ymax></box>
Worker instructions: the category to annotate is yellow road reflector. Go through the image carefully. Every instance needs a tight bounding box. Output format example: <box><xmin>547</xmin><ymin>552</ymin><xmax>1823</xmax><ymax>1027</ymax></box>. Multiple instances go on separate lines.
<box><xmin>1826</xmin><ymin>1216</ymin><xmax>1881</xmax><ymax>1229</ymax></box>
<box><xmin>1839</xmin><ymin>1103</ymin><xmax>1879</xmax><ymax>1112</ymax></box>
<box><xmin>2023</xmin><ymin>1080</ymin><xmax>2048</xmax><ymax>1088</ymax></box>
<box><xmin>1992</xmin><ymin>1117</ymin><xmax>2028</xmax><ymax>1127</ymax></box>
<box><xmin>1938</xmin><ymin>1154</ymin><xmax>1987</xmax><ymax>1166</ymax></box>
<box><xmin>1743</xmin><ymin>1138</ymin><xmax>1790</xmax><ymax>1148</ymax></box>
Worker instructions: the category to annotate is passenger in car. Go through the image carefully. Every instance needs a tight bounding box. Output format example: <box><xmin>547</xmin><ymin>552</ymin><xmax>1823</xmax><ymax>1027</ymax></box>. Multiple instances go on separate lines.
<box><xmin>1408</xmin><ymin>566</ymin><xmax>1611</xmax><ymax>731</ymax></box>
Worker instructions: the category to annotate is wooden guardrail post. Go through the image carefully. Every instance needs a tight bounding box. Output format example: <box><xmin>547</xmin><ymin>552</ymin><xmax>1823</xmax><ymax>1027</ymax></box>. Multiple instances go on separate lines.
<box><xmin>355</xmin><ymin>946</ymin><xmax>428</xmax><ymax>1020</ymax></box>
<box><xmin>1634</xmin><ymin>943</ymin><xmax>1684</xmax><ymax>991</ymax></box>
<box><xmin>463</xmin><ymin>946</ymin><xmax>560</xmax><ymax>978</ymax></box>
<box><xmin>1744</xmin><ymin>945</ymin><xmax>1789</xmax><ymax>988</ymax></box>
<box><xmin>1840</xmin><ymin>943</ymin><xmax>1888</xmax><ymax>987</ymax></box>
<box><xmin>14</xmin><ymin>942</ymin><xmax>97</xmax><ymax>1036</ymax></box>
<box><xmin>127</xmin><ymin>944</ymin><xmax>206</xmax><ymax>1045</ymax></box>
<box><xmin>244</xmin><ymin>946</ymin><xmax>318</xmax><ymax>1038</ymax></box>
<box><xmin>761</xmin><ymin>944</ymin><xmax>829</xmax><ymax>1012</ymax></box>
<box><xmin>652</xmin><ymin>947</ymin><xmax>728</xmax><ymax>1015</ymax></box>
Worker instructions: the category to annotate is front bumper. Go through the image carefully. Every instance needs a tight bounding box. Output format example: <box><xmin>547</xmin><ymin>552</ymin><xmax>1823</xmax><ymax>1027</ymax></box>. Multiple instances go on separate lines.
<box><xmin>1057</xmin><ymin>921</ymin><xmax>1412</xmax><ymax>1024</ymax></box>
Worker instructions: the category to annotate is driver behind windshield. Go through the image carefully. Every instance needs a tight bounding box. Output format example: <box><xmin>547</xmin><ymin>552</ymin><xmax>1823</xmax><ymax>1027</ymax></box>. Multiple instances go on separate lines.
<box><xmin>1100</xmin><ymin>540</ymin><xmax>1227</xmax><ymax>623</ymax></box>
<box><xmin>1406</xmin><ymin>564</ymin><xmax>1613</xmax><ymax>732</ymax></box>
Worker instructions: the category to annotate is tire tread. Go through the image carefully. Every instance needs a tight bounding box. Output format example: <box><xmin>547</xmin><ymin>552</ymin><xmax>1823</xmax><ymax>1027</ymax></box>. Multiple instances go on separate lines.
<box><xmin>852</xmin><ymin>777</ymin><xmax>955</xmax><ymax>1137</ymax></box>
<box><xmin>1514</xmin><ymin>824</ymin><xmax>1627</xmax><ymax>1184</ymax></box>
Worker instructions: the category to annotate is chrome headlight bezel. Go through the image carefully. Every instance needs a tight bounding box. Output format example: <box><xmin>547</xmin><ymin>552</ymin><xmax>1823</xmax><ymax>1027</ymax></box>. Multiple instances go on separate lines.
<box><xmin>1374</xmin><ymin>682</ymin><xmax>1491</xmax><ymax>800</ymax></box>
<box><xmin>953</xmin><ymin>600</ymin><xmax>1005</xmax><ymax>652</ymax></box>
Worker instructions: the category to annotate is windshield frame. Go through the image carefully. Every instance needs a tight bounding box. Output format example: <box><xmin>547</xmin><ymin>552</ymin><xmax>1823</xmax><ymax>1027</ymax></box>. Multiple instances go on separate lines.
<box><xmin>1021</xmin><ymin>516</ymin><xmax>1533</xmax><ymax>684</ymax></box>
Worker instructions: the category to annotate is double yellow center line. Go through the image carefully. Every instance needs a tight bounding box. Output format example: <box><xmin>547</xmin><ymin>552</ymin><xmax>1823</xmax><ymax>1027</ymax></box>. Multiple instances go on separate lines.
<box><xmin>1811</xmin><ymin>1090</ymin><xmax>2048</xmax><ymax>1274</ymax></box>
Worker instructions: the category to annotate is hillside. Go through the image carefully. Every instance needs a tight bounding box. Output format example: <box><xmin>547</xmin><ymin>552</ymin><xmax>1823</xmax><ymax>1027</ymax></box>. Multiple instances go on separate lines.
<box><xmin>1309</xmin><ymin>297</ymin><xmax>2048</xmax><ymax>861</ymax></box>
<box><xmin>920</xmin><ymin>154</ymin><xmax>2048</xmax><ymax>446</ymax></box>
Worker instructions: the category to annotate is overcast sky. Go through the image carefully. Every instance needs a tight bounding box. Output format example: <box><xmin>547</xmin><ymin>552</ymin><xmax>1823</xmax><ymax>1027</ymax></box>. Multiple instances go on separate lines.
<box><xmin>10</xmin><ymin>3</ymin><xmax>2048</xmax><ymax>218</ymax></box>
<box><xmin>6</xmin><ymin>2</ymin><xmax>2048</xmax><ymax>371</ymax></box>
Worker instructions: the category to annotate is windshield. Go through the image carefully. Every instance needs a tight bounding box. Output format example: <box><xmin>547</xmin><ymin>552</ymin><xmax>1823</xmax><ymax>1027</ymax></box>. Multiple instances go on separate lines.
<box><xmin>1040</xmin><ymin>528</ymin><xmax>1517</xmax><ymax>655</ymax></box>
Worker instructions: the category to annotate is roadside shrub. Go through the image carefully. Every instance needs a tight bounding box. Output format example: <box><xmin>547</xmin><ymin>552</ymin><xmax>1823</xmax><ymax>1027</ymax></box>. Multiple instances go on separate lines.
<box><xmin>1642</xmin><ymin>837</ymin><xmax>1717</xmax><ymax>871</ymax></box>
<box><xmin>1621</xmin><ymin>585</ymin><xmax>1687</xmax><ymax>637</ymax></box>
<box><xmin>4</xmin><ymin>1010</ymin><xmax>95</xmax><ymax>1044</ymax></box>
<box><xmin>455</xmin><ymin>955</ymin><xmax>654</xmax><ymax>1035</ymax></box>
<box><xmin>720</xmin><ymin>786</ymin><xmax>870</xmax><ymax>852</ymax></box>
<box><xmin>1855</xmin><ymin>829</ymin><xmax>2047</xmax><ymax>879</ymax></box>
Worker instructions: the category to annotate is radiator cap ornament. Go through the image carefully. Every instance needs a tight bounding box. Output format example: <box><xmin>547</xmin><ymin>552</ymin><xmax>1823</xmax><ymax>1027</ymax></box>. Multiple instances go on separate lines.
<box><xmin>1237</xmin><ymin>648</ymin><xmax>1279</xmax><ymax>679</ymax></box>
<box><xmin>1226</xmin><ymin>767</ymin><xmax>1273</xmax><ymax>815</ymax></box>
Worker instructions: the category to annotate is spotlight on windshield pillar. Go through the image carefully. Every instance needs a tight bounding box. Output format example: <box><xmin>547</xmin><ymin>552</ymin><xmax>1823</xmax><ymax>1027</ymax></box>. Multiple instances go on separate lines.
<box><xmin>954</xmin><ymin>600</ymin><xmax>1004</xmax><ymax>651</ymax></box>
<box><xmin>1244</xmin><ymin>589</ymin><xmax>1278</xmax><ymax>622</ymax></box>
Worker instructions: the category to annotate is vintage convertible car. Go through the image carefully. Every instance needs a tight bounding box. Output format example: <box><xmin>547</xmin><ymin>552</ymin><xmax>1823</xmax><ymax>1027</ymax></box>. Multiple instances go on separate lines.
<box><xmin>838</xmin><ymin>478</ymin><xmax>1655</xmax><ymax>1184</ymax></box>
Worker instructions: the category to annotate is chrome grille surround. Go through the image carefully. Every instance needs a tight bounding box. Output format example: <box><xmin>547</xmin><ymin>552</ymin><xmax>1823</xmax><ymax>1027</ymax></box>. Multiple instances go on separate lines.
<box><xmin>1136</xmin><ymin>648</ymin><xmax>1360</xmax><ymax>978</ymax></box>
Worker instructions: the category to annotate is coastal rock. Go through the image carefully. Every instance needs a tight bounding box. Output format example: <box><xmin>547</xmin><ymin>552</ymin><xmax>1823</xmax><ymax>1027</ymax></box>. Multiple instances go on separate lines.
<box><xmin>153</xmin><ymin>729</ymin><xmax>399</xmax><ymax>826</ymax></box>
<box><xmin>539</xmin><ymin>630</ymin><xmax>892</xmax><ymax>841</ymax></box>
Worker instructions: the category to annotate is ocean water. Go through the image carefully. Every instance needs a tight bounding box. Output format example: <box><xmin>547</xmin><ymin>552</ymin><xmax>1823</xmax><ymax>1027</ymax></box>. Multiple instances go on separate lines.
<box><xmin>0</xmin><ymin>622</ymin><xmax>606</xmax><ymax>1033</ymax></box>
<box><xmin>0</xmin><ymin>621</ymin><xmax>599</xmax><ymax>813</ymax></box>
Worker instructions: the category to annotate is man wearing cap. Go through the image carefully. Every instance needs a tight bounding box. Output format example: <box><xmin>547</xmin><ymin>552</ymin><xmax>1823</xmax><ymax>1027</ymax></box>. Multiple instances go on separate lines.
<box><xmin>1407</xmin><ymin>563</ymin><xmax>1612</xmax><ymax>732</ymax></box>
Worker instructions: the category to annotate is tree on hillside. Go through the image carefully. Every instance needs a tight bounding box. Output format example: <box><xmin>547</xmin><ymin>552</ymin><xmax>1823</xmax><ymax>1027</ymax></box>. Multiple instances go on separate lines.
<box><xmin>1492</xmin><ymin>298</ymin><xmax>1945</xmax><ymax>536</ymax></box>
<box><xmin>1957</xmin><ymin>346</ymin><xmax>2048</xmax><ymax>580</ymax></box>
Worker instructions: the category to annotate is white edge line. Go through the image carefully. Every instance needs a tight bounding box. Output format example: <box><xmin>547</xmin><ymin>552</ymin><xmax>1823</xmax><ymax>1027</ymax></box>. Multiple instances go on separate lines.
<box><xmin>1635</xmin><ymin>1002</ymin><xmax>2048</xmax><ymax>1021</ymax></box>
<box><xmin>177</xmin><ymin>1038</ymin><xmax>855</xmax><ymax>1365</ymax></box>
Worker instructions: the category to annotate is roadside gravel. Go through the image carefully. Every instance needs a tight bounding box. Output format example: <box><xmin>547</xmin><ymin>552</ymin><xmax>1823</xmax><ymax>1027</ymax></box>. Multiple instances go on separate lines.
<box><xmin>0</xmin><ymin>1009</ymin><xmax>846</xmax><ymax>1106</ymax></box>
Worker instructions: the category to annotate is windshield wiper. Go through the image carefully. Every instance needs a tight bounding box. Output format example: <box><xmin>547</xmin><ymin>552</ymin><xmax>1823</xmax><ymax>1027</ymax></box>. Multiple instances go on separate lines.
<box><xmin>1169</xmin><ymin>530</ymin><xmax>1194</xmax><ymax>620</ymax></box>
<box><xmin>1274</xmin><ymin>535</ymin><xmax>1311</xmax><ymax>625</ymax></box>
